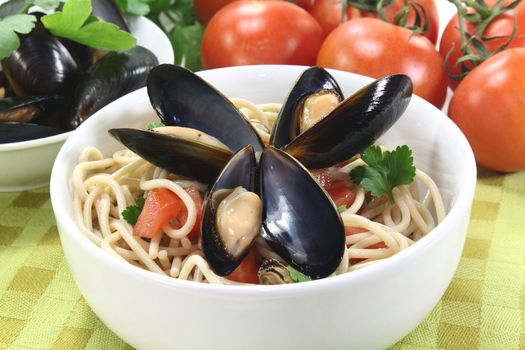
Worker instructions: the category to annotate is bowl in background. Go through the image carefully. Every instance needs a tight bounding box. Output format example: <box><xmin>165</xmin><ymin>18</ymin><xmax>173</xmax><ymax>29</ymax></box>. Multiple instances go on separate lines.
<box><xmin>0</xmin><ymin>16</ymin><xmax>173</xmax><ymax>192</ymax></box>
<box><xmin>50</xmin><ymin>65</ymin><xmax>476</xmax><ymax>350</ymax></box>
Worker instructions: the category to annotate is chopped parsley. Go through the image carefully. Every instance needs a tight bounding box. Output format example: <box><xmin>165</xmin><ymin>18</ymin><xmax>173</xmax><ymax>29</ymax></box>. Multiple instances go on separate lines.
<box><xmin>287</xmin><ymin>266</ymin><xmax>312</xmax><ymax>283</ymax></box>
<box><xmin>350</xmin><ymin>145</ymin><xmax>416</xmax><ymax>203</ymax></box>
<box><xmin>121</xmin><ymin>196</ymin><xmax>145</xmax><ymax>225</ymax></box>
<box><xmin>147</xmin><ymin>121</ymin><xmax>165</xmax><ymax>129</ymax></box>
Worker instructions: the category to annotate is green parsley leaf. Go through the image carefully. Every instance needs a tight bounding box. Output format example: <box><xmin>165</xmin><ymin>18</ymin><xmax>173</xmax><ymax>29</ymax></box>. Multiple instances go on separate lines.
<box><xmin>337</xmin><ymin>205</ymin><xmax>347</xmax><ymax>213</ymax></box>
<box><xmin>121</xmin><ymin>196</ymin><xmax>145</xmax><ymax>225</ymax></box>
<box><xmin>147</xmin><ymin>121</ymin><xmax>164</xmax><ymax>129</ymax></box>
<box><xmin>0</xmin><ymin>14</ymin><xmax>36</xmax><ymax>59</ymax></box>
<box><xmin>41</xmin><ymin>0</ymin><xmax>136</xmax><ymax>51</ymax></box>
<box><xmin>350</xmin><ymin>145</ymin><xmax>416</xmax><ymax>203</ymax></box>
<box><xmin>170</xmin><ymin>23</ymin><xmax>203</xmax><ymax>72</ymax></box>
<box><xmin>115</xmin><ymin>0</ymin><xmax>151</xmax><ymax>16</ymax></box>
<box><xmin>287</xmin><ymin>266</ymin><xmax>312</xmax><ymax>283</ymax></box>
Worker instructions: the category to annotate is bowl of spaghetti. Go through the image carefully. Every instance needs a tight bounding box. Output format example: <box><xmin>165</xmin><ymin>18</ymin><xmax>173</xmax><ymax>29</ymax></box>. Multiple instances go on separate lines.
<box><xmin>50</xmin><ymin>65</ymin><xmax>476</xmax><ymax>350</ymax></box>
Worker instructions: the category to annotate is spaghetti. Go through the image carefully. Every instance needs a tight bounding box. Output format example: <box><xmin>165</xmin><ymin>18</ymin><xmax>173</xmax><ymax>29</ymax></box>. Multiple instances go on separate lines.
<box><xmin>72</xmin><ymin>99</ymin><xmax>445</xmax><ymax>284</ymax></box>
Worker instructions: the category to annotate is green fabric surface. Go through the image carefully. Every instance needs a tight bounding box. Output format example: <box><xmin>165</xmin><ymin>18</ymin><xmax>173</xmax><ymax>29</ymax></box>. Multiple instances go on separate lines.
<box><xmin>0</xmin><ymin>170</ymin><xmax>524</xmax><ymax>349</ymax></box>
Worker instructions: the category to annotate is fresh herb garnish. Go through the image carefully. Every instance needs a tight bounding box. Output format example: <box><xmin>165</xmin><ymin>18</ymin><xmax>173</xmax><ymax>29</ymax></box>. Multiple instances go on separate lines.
<box><xmin>287</xmin><ymin>266</ymin><xmax>312</xmax><ymax>283</ymax></box>
<box><xmin>147</xmin><ymin>0</ymin><xmax>203</xmax><ymax>71</ymax></box>
<box><xmin>147</xmin><ymin>121</ymin><xmax>164</xmax><ymax>129</ymax></box>
<box><xmin>337</xmin><ymin>205</ymin><xmax>347</xmax><ymax>213</ymax></box>
<box><xmin>350</xmin><ymin>145</ymin><xmax>416</xmax><ymax>203</ymax></box>
<box><xmin>121</xmin><ymin>196</ymin><xmax>145</xmax><ymax>225</ymax></box>
<box><xmin>115</xmin><ymin>0</ymin><xmax>151</xmax><ymax>16</ymax></box>
<box><xmin>0</xmin><ymin>14</ymin><xmax>36</xmax><ymax>59</ymax></box>
<box><xmin>41</xmin><ymin>0</ymin><xmax>136</xmax><ymax>51</ymax></box>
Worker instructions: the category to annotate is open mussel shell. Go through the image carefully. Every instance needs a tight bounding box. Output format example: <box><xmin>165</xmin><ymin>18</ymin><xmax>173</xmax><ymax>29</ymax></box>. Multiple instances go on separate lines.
<box><xmin>270</xmin><ymin>66</ymin><xmax>343</xmax><ymax>148</ymax></box>
<box><xmin>69</xmin><ymin>46</ymin><xmax>158</xmax><ymax>128</ymax></box>
<box><xmin>109</xmin><ymin>128</ymin><xmax>232</xmax><ymax>183</ymax></box>
<box><xmin>260</xmin><ymin>146</ymin><xmax>345</xmax><ymax>279</ymax></box>
<box><xmin>202</xmin><ymin>145</ymin><xmax>259</xmax><ymax>276</ymax></box>
<box><xmin>1</xmin><ymin>15</ymin><xmax>80</xmax><ymax>97</ymax></box>
<box><xmin>0</xmin><ymin>122</ymin><xmax>62</xmax><ymax>143</ymax></box>
<box><xmin>284</xmin><ymin>74</ymin><xmax>413</xmax><ymax>169</ymax></box>
<box><xmin>147</xmin><ymin>64</ymin><xmax>264</xmax><ymax>155</ymax></box>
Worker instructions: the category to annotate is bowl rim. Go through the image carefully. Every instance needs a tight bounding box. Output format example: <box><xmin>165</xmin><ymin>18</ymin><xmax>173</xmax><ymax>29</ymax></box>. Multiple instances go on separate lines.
<box><xmin>50</xmin><ymin>64</ymin><xmax>477</xmax><ymax>297</ymax></box>
<box><xmin>0</xmin><ymin>15</ymin><xmax>172</xmax><ymax>152</ymax></box>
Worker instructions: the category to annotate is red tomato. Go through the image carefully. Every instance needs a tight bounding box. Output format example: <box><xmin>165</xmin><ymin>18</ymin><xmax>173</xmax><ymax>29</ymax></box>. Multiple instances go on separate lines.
<box><xmin>226</xmin><ymin>249</ymin><xmax>260</xmax><ymax>284</ymax></box>
<box><xmin>134</xmin><ymin>188</ymin><xmax>184</xmax><ymax>238</ymax></box>
<box><xmin>345</xmin><ymin>226</ymin><xmax>366</xmax><ymax>235</ymax></box>
<box><xmin>439</xmin><ymin>1</ymin><xmax>525</xmax><ymax>90</ymax></box>
<box><xmin>307</xmin><ymin>0</ymin><xmax>354</xmax><ymax>36</ymax></box>
<box><xmin>448</xmin><ymin>48</ymin><xmax>525</xmax><ymax>172</ymax></box>
<box><xmin>201</xmin><ymin>1</ymin><xmax>324</xmax><ymax>69</ymax></box>
<box><xmin>317</xmin><ymin>17</ymin><xmax>447</xmax><ymax>108</ymax></box>
<box><xmin>193</xmin><ymin>0</ymin><xmax>236</xmax><ymax>24</ymax></box>
<box><xmin>177</xmin><ymin>185</ymin><xmax>204</xmax><ymax>240</ymax></box>
<box><xmin>326</xmin><ymin>182</ymin><xmax>356</xmax><ymax>208</ymax></box>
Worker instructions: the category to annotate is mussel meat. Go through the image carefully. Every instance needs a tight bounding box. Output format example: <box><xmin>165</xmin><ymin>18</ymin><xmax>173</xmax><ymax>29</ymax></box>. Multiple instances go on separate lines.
<box><xmin>270</xmin><ymin>66</ymin><xmax>343</xmax><ymax>148</ymax></box>
<box><xmin>201</xmin><ymin>145</ymin><xmax>261</xmax><ymax>275</ymax></box>
<box><xmin>0</xmin><ymin>96</ymin><xmax>55</xmax><ymax>123</ymax></box>
<box><xmin>281</xmin><ymin>74</ymin><xmax>413</xmax><ymax>168</ymax></box>
<box><xmin>109</xmin><ymin>126</ymin><xmax>233</xmax><ymax>184</ymax></box>
<box><xmin>147</xmin><ymin>64</ymin><xmax>264</xmax><ymax>156</ymax></box>
<box><xmin>70</xmin><ymin>45</ymin><xmax>158</xmax><ymax>128</ymax></box>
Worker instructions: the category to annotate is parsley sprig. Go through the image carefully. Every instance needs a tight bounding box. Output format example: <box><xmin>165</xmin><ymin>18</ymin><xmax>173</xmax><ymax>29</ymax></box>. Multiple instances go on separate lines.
<box><xmin>122</xmin><ymin>196</ymin><xmax>145</xmax><ymax>225</ymax></box>
<box><xmin>350</xmin><ymin>145</ymin><xmax>416</xmax><ymax>203</ymax></box>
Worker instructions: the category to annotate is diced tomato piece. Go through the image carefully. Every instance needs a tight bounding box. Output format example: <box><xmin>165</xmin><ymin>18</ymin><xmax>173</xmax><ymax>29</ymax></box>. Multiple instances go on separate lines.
<box><xmin>226</xmin><ymin>249</ymin><xmax>260</xmax><ymax>284</ymax></box>
<box><xmin>177</xmin><ymin>185</ymin><xmax>203</xmax><ymax>240</ymax></box>
<box><xmin>310</xmin><ymin>168</ymin><xmax>356</xmax><ymax>208</ymax></box>
<box><xmin>345</xmin><ymin>226</ymin><xmax>367</xmax><ymax>236</ymax></box>
<box><xmin>133</xmin><ymin>188</ymin><xmax>184</xmax><ymax>238</ymax></box>
<box><xmin>326</xmin><ymin>182</ymin><xmax>356</xmax><ymax>208</ymax></box>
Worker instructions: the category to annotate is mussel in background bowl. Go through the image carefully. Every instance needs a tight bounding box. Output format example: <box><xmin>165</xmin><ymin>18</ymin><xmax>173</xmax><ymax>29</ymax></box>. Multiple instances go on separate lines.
<box><xmin>0</xmin><ymin>15</ymin><xmax>173</xmax><ymax>191</ymax></box>
<box><xmin>50</xmin><ymin>65</ymin><xmax>476</xmax><ymax>349</ymax></box>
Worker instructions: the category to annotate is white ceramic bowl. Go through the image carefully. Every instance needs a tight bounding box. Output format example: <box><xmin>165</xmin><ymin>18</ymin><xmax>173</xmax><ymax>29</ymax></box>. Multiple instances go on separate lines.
<box><xmin>50</xmin><ymin>65</ymin><xmax>476</xmax><ymax>350</ymax></box>
<box><xmin>0</xmin><ymin>16</ymin><xmax>173</xmax><ymax>192</ymax></box>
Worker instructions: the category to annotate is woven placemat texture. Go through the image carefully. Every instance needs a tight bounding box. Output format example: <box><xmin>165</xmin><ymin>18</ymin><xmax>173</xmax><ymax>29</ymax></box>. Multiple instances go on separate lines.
<box><xmin>0</xmin><ymin>170</ymin><xmax>524</xmax><ymax>349</ymax></box>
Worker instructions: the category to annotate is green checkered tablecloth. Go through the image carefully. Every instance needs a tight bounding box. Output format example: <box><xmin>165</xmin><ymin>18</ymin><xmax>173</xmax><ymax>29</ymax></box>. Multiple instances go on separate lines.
<box><xmin>0</xmin><ymin>169</ymin><xmax>524</xmax><ymax>349</ymax></box>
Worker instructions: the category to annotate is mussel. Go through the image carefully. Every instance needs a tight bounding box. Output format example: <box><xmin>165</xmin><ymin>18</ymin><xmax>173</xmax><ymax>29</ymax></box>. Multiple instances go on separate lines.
<box><xmin>260</xmin><ymin>147</ymin><xmax>345</xmax><ymax>279</ymax></box>
<box><xmin>0</xmin><ymin>96</ymin><xmax>51</xmax><ymax>123</ymax></box>
<box><xmin>69</xmin><ymin>46</ymin><xmax>158</xmax><ymax>128</ymax></box>
<box><xmin>274</xmin><ymin>74</ymin><xmax>413</xmax><ymax>169</ymax></box>
<box><xmin>201</xmin><ymin>145</ymin><xmax>261</xmax><ymax>275</ymax></box>
<box><xmin>147</xmin><ymin>64</ymin><xmax>264</xmax><ymax>156</ymax></box>
<box><xmin>109</xmin><ymin>126</ymin><xmax>232</xmax><ymax>184</ymax></box>
<box><xmin>270</xmin><ymin>66</ymin><xmax>344</xmax><ymax>148</ymax></box>
<box><xmin>1</xmin><ymin>15</ymin><xmax>80</xmax><ymax>97</ymax></box>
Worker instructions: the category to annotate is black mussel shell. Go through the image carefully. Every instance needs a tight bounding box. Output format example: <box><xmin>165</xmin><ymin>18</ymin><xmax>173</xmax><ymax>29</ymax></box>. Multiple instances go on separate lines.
<box><xmin>69</xmin><ymin>46</ymin><xmax>158</xmax><ymax>128</ymax></box>
<box><xmin>0</xmin><ymin>96</ymin><xmax>51</xmax><ymax>123</ymax></box>
<box><xmin>1</xmin><ymin>16</ymin><xmax>80</xmax><ymax>97</ymax></box>
<box><xmin>283</xmin><ymin>74</ymin><xmax>413</xmax><ymax>169</ymax></box>
<box><xmin>0</xmin><ymin>122</ymin><xmax>62</xmax><ymax>143</ymax></box>
<box><xmin>147</xmin><ymin>64</ymin><xmax>264</xmax><ymax>156</ymax></box>
<box><xmin>92</xmin><ymin>0</ymin><xmax>130</xmax><ymax>32</ymax></box>
<box><xmin>202</xmin><ymin>145</ymin><xmax>259</xmax><ymax>276</ymax></box>
<box><xmin>260</xmin><ymin>146</ymin><xmax>345</xmax><ymax>279</ymax></box>
<box><xmin>109</xmin><ymin>128</ymin><xmax>232</xmax><ymax>183</ymax></box>
<box><xmin>270</xmin><ymin>66</ymin><xmax>343</xmax><ymax>148</ymax></box>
